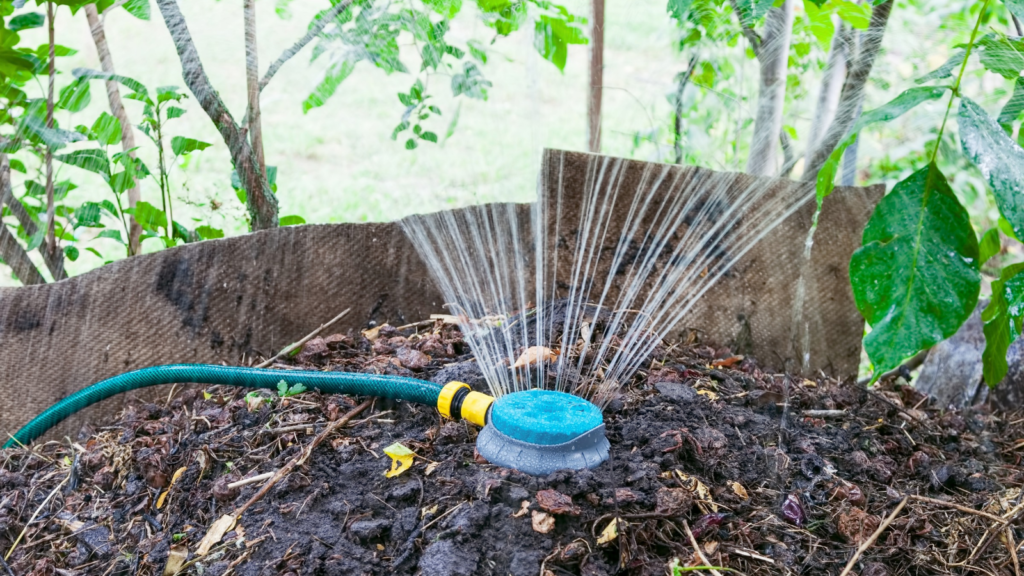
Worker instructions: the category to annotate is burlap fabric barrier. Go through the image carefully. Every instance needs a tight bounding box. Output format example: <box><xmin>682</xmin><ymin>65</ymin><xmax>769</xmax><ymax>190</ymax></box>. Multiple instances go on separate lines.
<box><xmin>0</xmin><ymin>150</ymin><xmax>882</xmax><ymax>442</ymax></box>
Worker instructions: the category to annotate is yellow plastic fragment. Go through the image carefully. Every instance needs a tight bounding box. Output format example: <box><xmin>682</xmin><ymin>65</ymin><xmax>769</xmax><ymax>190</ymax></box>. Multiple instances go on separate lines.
<box><xmin>384</xmin><ymin>442</ymin><xmax>415</xmax><ymax>478</ymax></box>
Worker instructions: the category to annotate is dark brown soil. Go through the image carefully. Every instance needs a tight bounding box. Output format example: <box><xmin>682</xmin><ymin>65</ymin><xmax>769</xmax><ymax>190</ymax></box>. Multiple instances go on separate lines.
<box><xmin>2</xmin><ymin>320</ymin><xmax>1024</xmax><ymax>576</ymax></box>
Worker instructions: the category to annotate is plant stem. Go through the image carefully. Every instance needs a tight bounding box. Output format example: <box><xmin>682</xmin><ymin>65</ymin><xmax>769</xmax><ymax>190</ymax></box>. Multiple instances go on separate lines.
<box><xmin>587</xmin><ymin>0</ymin><xmax>604</xmax><ymax>153</ymax></box>
<box><xmin>932</xmin><ymin>0</ymin><xmax>990</xmax><ymax>163</ymax></box>
<box><xmin>244</xmin><ymin>0</ymin><xmax>265</xmax><ymax>177</ymax></box>
<box><xmin>155</xmin><ymin>105</ymin><xmax>171</xmax><ymax>241</ymax></box>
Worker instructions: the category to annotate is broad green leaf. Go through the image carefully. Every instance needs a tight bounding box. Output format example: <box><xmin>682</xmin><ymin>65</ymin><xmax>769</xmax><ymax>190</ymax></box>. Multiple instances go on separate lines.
<box><xmin>36</xmin><ymin>44</ymin><xmax>76</xmax><ymax>59</ymax></box>
<box><xmin>803</xmin><ymin>0</ymin><xmax>835</xmax><ymax>48</ymax></box>
<box><xmin>466</xmin><ymin>39</ymin><xmax>487</xmax><ymax>63</ymax></box>
<box><xmin>91</xmin><ymin>111</ymin><xmax>122</xmax><ymax>146</ymax></box>
<box><xmin>170</xmin><ymin>136</ymin><xmax>211</xmax><ymax>156</ymax></box>
<box><xmin>999</xmin><ymin>77</ymin><xmax>1024</xmax><ymax>134</ymax></box>
<box><xmin>959</xmin><ymin>97</ymin><xmax>1024</xmax><ymax>241</ymax></box>
<box><xmin>99</xmin><ymin>200</ymin><xmax>118</xmax><ymax>217</ymax></box>
<box><xmin>405</xmin><ymin>137</ymin><xmax>418</xmax><ymax>150</ymax></box>
<box><xmin>533</xmin><ymin>15</ymin><xmax>587</xmax><ymax>72</ymax></box>
<box><xmin>850</xmin><ymin>164</ymin><xmax>980</xmax><ymax>380</ymax></box>
<box><xmin>156</xmin><ymin>85</ymin><xmax>184</xmax><ymax>103</ymax></box>
<box><xmin>125</xmin><ymin>200</ymin><xmax>166</xmax><ymax>232</ymax></box>
<box><xmin>109</xmin><ymin>170</ymin><xmax>135</xmax><ymax>194</ymax></box>
<box><xmin>451</xmin><ymin>62</ymin><xmax>491</xmax><ymax>100</ymax></box>
<box><xmin>915</xmin><ymin>50</ymin><xmax>965</xmax><ymax>85</ymax></box>
<box><xmin>979</xmin><ymin>227</ymin><xmax>1001</xmax><ymax>266</ymax></box>
<box><xmin>422</xmin><ymin>0</ymin><xmax>461</xmax><ymax>18</ymax></box>
<box><xmin>421</xmin><ymin>131</ymin><xmax>438</xmax><ymax>143</ymax></box>
<box><xmin>733</xmin><ymin>0</ymin><xmax>775</xmax><ymax>24</ymax></box>
<box><xmin>166</xmin><ymin>106</ymin><xmax>186</xmax><ymax>119</ymax></box>
<box><xmin>976</xmin><ymin>34</ymin><xmax>1024</xmax><ymax>80</ymax></box>
<box><xmin>816</xmin><ymin>86</ymin><xmax>947</xmax><ymax>204</ymax></box>
<box><xmin>74</xmin><ymin>201</ymin><xmax>102</xmax><ymax>228</ymax></box>
<box><xmin>982</xmin><ymin>262</ymin><xmax>1024</xmax><ymax>386</ymax></box>
<box><xmin>1001</xmin><ymin>216</ymin><xmax>1021</xmax><ymax>241</ymax></box>
<box><xmin>55</xmin><ymin>149</ymin><xmax>110</xmax><ymax>178</ymax></box>
<box><xmin>667</xmin><ymin>0</ymin><xmax>693</xmax><ymax>20</ymax></box>
<box><xmin>97</xmin><ymin>229</ymin><xmax>124</xmax><ymax>243</ymax></box>
<box><xmin>8</xmin><ymin>12</ymin><xmax>44</xmax><ymax>31</ymax></box>
<box><xmin>172</xmin><ymin>221</ymin><xmax>192</xmax><ymax>243</ymax></box>
<box><xmin>53</xmin><ymin>180</ymin><xmax>75</xmax><ymax>201</ymax></box>
<box><xmin>63</xmin><ymin>245</ymin><xmax>78</xmax><ymax>261</ymax></box>
<box><xmin>834</xmin><ymin>0</ymin><xmax>870</xmax><ymax>29</ymax></box>
<box><xmin>1006</xmin><ymin>0</ymin><xmax>1024</xmax><ymax>21</ymax></box>
<box><xmin>279</xmin><ymin>215</ymin><xmax>305</xmax><ymax>226</ymax></box>
<box><xmin>122</xmin><ymin>0</ymin><xmax>150</xmax><ymax>20</ymax></box>
<box><xmin>302</xmin><ymin>60</ymin><xmax>355</xmax><ymax>112</ymax></box>
<box><xmin>17</xmin><ymin>113</ymin><xmax>85</xmax><ymax>149</ymax></box>
<box><xmin>72</xmin><ymin>68</ymin><xmax>148</xmax><ymax>99</ymax></box>
<box><xmin>9</xmin><ymin>158</ymin><xmax>25</xmax><ymax>173</ymax></box>
<box><xmin>195</xmin><ymin>225</ymin><xmax>224</xmax><ymax>240</ymax></box>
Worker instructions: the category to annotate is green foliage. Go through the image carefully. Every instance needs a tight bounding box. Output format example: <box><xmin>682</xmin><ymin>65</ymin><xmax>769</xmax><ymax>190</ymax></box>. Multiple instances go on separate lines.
<box><xmin>979</xmin><ymin>227</ymin><xmax>1001</xmax><ymax>266</ymax></box>
<box><xmin>958</xmin><ymin>97</ymin><xmax>1024</xmax><ymax>240</ymax></box>
<box><xmin>981</xmin><ymin>263</ymin><xmax>1024</xmax><ymax>387</ymax></box>
<box><xmin>277</xmin><ymin>380</ymin><xmax>307</xmax><ymax>397</ymax></box>
<box><xmin>851</xmin><ymin>164</ymin><xmax>981</xmax><ymax>379</ymax></box>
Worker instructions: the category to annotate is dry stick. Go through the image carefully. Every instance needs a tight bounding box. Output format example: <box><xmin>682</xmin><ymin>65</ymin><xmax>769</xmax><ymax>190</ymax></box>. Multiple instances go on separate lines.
<box><xmin>837</xmin><ymin>497</ymin><xmax>908</xmax><ymax>576</ymax></box>
<box><xmin>1008</xmin><ymin>527</ymin><xmax>1022</xmax><ymax>576</ymax></box>
<box><xmin>682</xmin><ymin>520</ymin><xmax>725</xmax><ymax>576</ymax></box>
<box><xmin>85</xmin><ymin>4</ymin><xmax>142</xmax><ymax>255</ymax></box>
<box><xmin>227</xmin><ymin>472</ymin><xmax>274</xmax><ymax>490</ymax></box>
<box><xmin>907</xmin><ymin>494</ymin><xmax>1006</xmax><ymax>524</ymax></box>
<box><xmin>255</xmin><ymin>308</ymin><xmax>351</xmax><ymax>368</ymax></box>
<box><xmin>0</xmin><ymin>554</ymin><xmax>13</xmax><ymax>576</ymax></box>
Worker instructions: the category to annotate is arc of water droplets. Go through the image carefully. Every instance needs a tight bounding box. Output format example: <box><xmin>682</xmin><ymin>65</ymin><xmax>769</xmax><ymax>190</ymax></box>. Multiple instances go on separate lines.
<box><xmin>402</xmin><ymin>152</ymin><xmax>815</xmax><ymax>407</ymax></box>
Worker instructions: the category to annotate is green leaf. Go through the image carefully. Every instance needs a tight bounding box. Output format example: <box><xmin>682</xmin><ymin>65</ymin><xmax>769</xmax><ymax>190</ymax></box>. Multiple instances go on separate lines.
<box><xmin>833</xmin><ymin>0</ymin><xmax>870</xmax><ymax>28</ymax></box>
<box><xmin>405</xmin><ymin>137</ymin><xmax>418</xmax><ymax>150</ymax></box>
<box><xmin>109</xmin><ymin>170</ymin><xmax>136</xmax><ymax>194</ymax></box>
<box><xmin>125</xmin><ymin>200</ymin><xmax>167</xmax><ymax>232</ymax></box>
<box><xmin>816</xmin><ymin>86</ymin><xmax>947</xmax><ymax>204</ymax></box>
<box><xmin>72</xmin><ymin>68</ymin><xmax>148</xmax><ymax>99</ymax></box>
<box><xmin>55</xmin><ymin>149</ymin><xmax>110</xmax><ymax>178</ymax></box>
<box><xmin>74</xmin><ymin>201</ymin><xmax>102</xmax><ymax>228</ymax></box>
<box><xmin>959</xmin><ymin>97</ymin><xmax>1024</xmax><ymax>241</ymax></box>
<box><xmin>667</xmin><ymin>0</ymin><xmax>693</xmax><ymax>20</ymax></box>
<box><xmin>1005</xmin><ymin>0</ymin><xmax>1024</xmax><ymax>21</ymax></box>
<box><xmin>983</xmin><ymin>262</ymin><xmax>1024</xmax><ymax>387</ymax></box>
<box><xmin>156</xmin><ymin>85</ymin><xmax>184</xmax><ymax>103</ymax></box>
<box><xmin>803</xmin><ymin>0</ymin><xmax>835</xmax><ymax>48</ymax></box>
<box><xmin>196</xmin><ymin>225</ymin><xmax>224</xmax><ymax>240</ymax></box>
<box><xmin>9</xmin><ymin>158</ymin><xmax>25</xmax><ymax>173</ymax></box>
<box><xmin>421</xmin><ymin>131</ymin><xmax>438</xmax><ymax>143</ymax></box>
<box><xmin>279</xmin><ymin>215</ymin><xmax>305</xmax><ymax>226</ymax></box>
<box><xmin>451</xmin><ymin>62</ymin><xmax>492</xmax><ymax>100</ymax></box>
<box><xmin>97</xmin><ymin>229</ymin><xmax>124</xmax><ymax>243</ymax></box>
<box><xmin>466</xmin><ymin>39</ymin><xmax>487</xmax><ymax>63</ymax></box>
<box><xmin>170</xmin><ymin>136</ymin><xmax>211</xmax><ymax>156</ymax></box>
<box><xmin>122</xmin><ymin>0</ymin><xmax>150</xmax><ymax>20</ymax></box>
<box><xmin>533</xmin><ymin>14</ymin><xmax>587</xmax><ymax>72</ymax></box>
<box><xmin>302</xmin><ymin>60</ymin><xmax>355</xmax><ymax>113</ymax></box>
<box><xmin>8</xmin><ymin>12</ymin><xmax>44</xmax><ymax>31</ymax></box>
<box><xmin>979</xmin><ymin>228</ymin><xmax>1001</xmax><ymax>266</ymax></box>
<box><xmin>851</xmin><ymin>164</ymin><xmax>981</xmax><ymax>380</ymax></box>
<box><xmin>976</xmin><ymin>34</ymin><xmax>1024</xmax><ymax>80</ymax></box>
<box><xmin>85</xmin><ymin>247</ymin><xmax>102</xmax><ymax>259</ymax></box>
<box><xmin>733</xmin><ymin>0</ymin><xmax>775</xmax><ymax>24</ymax></box>
<box><xmin>99</xmin><ymin>200</ymin><xmax>118</xmax><ymax>217</ymax></box>
<box><xmin>999</xmin><ymin>77</ymin><xmax>1024</xmax><ymax>132</ymax></box>
<box><xmin>914</xmin><ymin>49</ymin><xmax>965</xmax><ymax>85</ymax></box>
<box><xmin>444</xmin><ymin>101</ymin><xmax>461</xmax><ymax>140</ymax></box>
<box><xmin>166</xmin><ymin>106</ymin><xmax>186</xmax><ymax>119</ymax></box>
<box><xmin>422</xmin><ymin>0</ymin><xmax>461</xmax><ymax>18</ymax></box>
<box><xmin>57</xmin><ymin>80</ymin><xmax>91</xmax><ymax>112</ymax></box>
<box><xmin>91</xmin><ymin>111</ymin><xmax>122</xmax><ymax>146</ymax></box>
<box><xmin>63</xmin><ymin>245</ymin><xmax>78</xmax><ymax>261</ymax></box>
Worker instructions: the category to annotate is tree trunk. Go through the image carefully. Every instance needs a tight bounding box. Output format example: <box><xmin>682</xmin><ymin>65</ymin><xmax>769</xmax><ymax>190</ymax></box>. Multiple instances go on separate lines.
<box><xmin>0</xmin><ymin>155</ymin><xmax>46</xmax><ymax>285</ymax></box>
<box><xmin>155</xmin><ymin>0</ymin><xmax>278</xmax><ymax>230</ymax></box>
<box><xmin>806</xmin><ymin>24</ymin><xmax>849</xmax><ymax>163</ymax></box>
<box><xmin>745</xmin><ymin>0</ymin><xmax>795</xmax><ymax>176</ymax></box>
<box><xmin>244</xmin><ymin>0</ymin><xmax>265</xmax><ymax>176</ymax></box>
<box><xmin>85</xmin><ymin>4</ymin><xmax>142</xmax><ymax>255</ymax></box>
<box><xmin>587</xmin><ymin>0</ymin><xmax>604</xmax><ymax>153</ymax></box>
<box><xmin>841</xmin><ymin>102</ymin><xmax>862</xmax><ymax>186</ymax></box>
<box><xmin>45</xmin><ymin>0</ymin><xmax>58</xmax><ymax>265</ymax></box>
<box><xmin>802</xmin><ymin>0</ymin><xmax>893</xmax><ymax>181</ymax></box>
<box><xmin>1</xmin><ymin>170</ymin><xmax>66</xmax><ymax>280</ymax></box>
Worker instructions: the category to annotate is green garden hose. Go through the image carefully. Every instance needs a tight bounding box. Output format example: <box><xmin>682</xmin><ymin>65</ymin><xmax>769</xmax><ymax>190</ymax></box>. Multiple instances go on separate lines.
<box><xmin>3</xmin><ymin>364</ymin><xmax>453</xmax><ymax>449</ymax></box>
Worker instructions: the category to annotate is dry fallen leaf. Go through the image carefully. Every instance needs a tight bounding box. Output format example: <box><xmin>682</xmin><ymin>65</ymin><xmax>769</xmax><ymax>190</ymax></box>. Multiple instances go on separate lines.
<box><xmin>421</xmin><ymin>504</ymin><xmax>438</xmax><ymax>518</ymax></box>
<box><xmin>696</xmin><ymin>389</ymin><xmax>720</xmax><ymax>401</ymax></box>
<box><xmin>196</xmin><ymin>514</ymin><xmax>236</xmax><ymax>556</ymax></box>
<box><xmin>596</xmin><ymin>518</ymin><xmax>619</xmax><ymax>546</ymax></box>
<box><xmin>512</xmin><ymin>346</ymin><xmax>557</xmax><ymax>368</ymax></box>
<box><xmin>361</xmin><ymin>324</ymin><xmax>387</xmax><ymax>342</ymax></box>
<box><xmin>157</xmin><ymin>466</ymin><xmax>188</xmax><ymax>510</ymax></box>
<box><xmin>424</xmin><ymin>462</ymin><xmax>439</xmax><ymax>476</ymax></box>
<box><xmin>729</xmin><ymin>481</ymin><xmax>749</xmax><ymax>500</ymax></box>
<box><xmin>536</xmin><ymin>489</ymin><xmax>581</xmax><ymax>516</ymax></box>
<box><xmin>703</xmin><ymin>541</ymin><xmax>720</xmax><ymax>555</ymax></box>
<box><xmin>512</xmin><ymin>500</ymin><xmax>531</xmax><ymax>518</ymax></box>
<box><xmin>162</xmin><ymin>544</ymin><xmax>189</xmax><ymax>576</ymax></box>
<box><xmin>711</xmin><ymin>355</ymin><xmax>744</xmax><ymax>368</ymax></box>
<box><xmin>674</xmin><ymin>471</ymin><xmax>717</xmax><ymax>513</ymax></box>
<box><xmin>531</xmin><ymin>510</ymin><xmax>555</xmax><ymax>534</ymax></box>
<box><xmin>383</xmin><ymin>442</ymin><xmax>415</xmax><ymax>478</ymax></box>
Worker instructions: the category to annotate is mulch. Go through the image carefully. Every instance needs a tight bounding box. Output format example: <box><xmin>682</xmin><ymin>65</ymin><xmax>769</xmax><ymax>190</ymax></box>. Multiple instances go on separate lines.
<box><xmin>2</xmin><ymin>319</ymin><xmax>1024</xmax><ymax>576</ymax></box>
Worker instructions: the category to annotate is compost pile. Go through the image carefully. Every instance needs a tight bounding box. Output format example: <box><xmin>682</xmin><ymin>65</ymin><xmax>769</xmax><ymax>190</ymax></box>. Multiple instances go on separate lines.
<box><xmin>3</xmin><ymin>319</ymin><xmax>1024</xmax><ymax>576</ymax></box>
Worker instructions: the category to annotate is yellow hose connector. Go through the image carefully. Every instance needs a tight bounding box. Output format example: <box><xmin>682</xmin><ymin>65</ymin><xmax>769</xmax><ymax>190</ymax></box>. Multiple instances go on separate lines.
<box><xmin>437</xmin><ymin>381</ymin><xmax>493</xmax><ymax>427</ymax></box>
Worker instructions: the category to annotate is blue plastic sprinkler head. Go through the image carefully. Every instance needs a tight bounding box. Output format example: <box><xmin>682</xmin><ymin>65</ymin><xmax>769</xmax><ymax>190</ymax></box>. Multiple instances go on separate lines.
<box><xmin>437</xmin><ymin>384</ymin><xmax>610</xmax><ymax>476</ymax></box>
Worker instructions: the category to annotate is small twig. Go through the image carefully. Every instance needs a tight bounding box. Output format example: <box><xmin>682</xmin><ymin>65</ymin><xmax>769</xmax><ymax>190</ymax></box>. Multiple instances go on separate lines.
<box><xmin>682</xmin><ymin>520</ymin><xmax>725</xmax><ymax>576</ymax></box>
<box><xmin>227</xmin><ymin>472</ymin><xmax>275</xmax><ymax>490</ymax></box>
<box><xmin>837</xmin><ymin>497</ymin><xmax>908</xmax><ymax>576</ymax></box>
<box><xmin>726</xmin><ymin>547</ymin><xmax>774</xmax><ymax>564</ymax></box>
<box><xmin>801</xmin><ymin>410</ymin><xmax>847</xmax><ymax>418</ymax></box>
<box><xmin>5</xmin><ymin>469</ymin><xmax>71</xmax><ymax>560</ymax></box>
<box><xmin>908</xmin><ymin>494</ymin><xmax>1006</xmax><ymax>523</ymax></box>
<box><xmin>1007</xmin><ymin>527</ymin><xmax>1021</xmax><ymax>576</ymax></box>
<box><xmin>0</xmin><ymin>553</ymin><xmax>15</xmax><ymax>576</ymax></box>
<box><xmin>264</xmin><ymin>424</ymin><xmax>315</xmax><ymax>435</ymax></box>
<box><xmin>255</xmin><ymin>308</ymin><xmax>350</xmax><ymax>368</ymax></box>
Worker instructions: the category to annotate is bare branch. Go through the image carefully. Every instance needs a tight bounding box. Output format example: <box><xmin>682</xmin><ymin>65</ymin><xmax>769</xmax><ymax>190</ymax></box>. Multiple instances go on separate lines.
<box><xmin>674</xmin><ymin>55</ymin><xmax>699</xmax><ymax>164</ymax></box>
<box><xmin>728</xmin><ymin>0</ymin><xmax>762</xmax><ymax>59</ymax></box>
<box><xmin>259</xmin><ymin>0</ymin><xmax>354</xmax><ymax>93</ymax></box>
<box><xmin>155</xmin><ymin>0</ymin><xmax>278</xmax><ymax>229</ymax></box>
<box><xmin>245</xmin><ymin>0</ymin><xmax>266</xmax><ymax>176</ymax></box>
<box><xmin>802</xmin><ymin>0</ymin><xmax>894</xmax><ymax>181</ymax></box>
